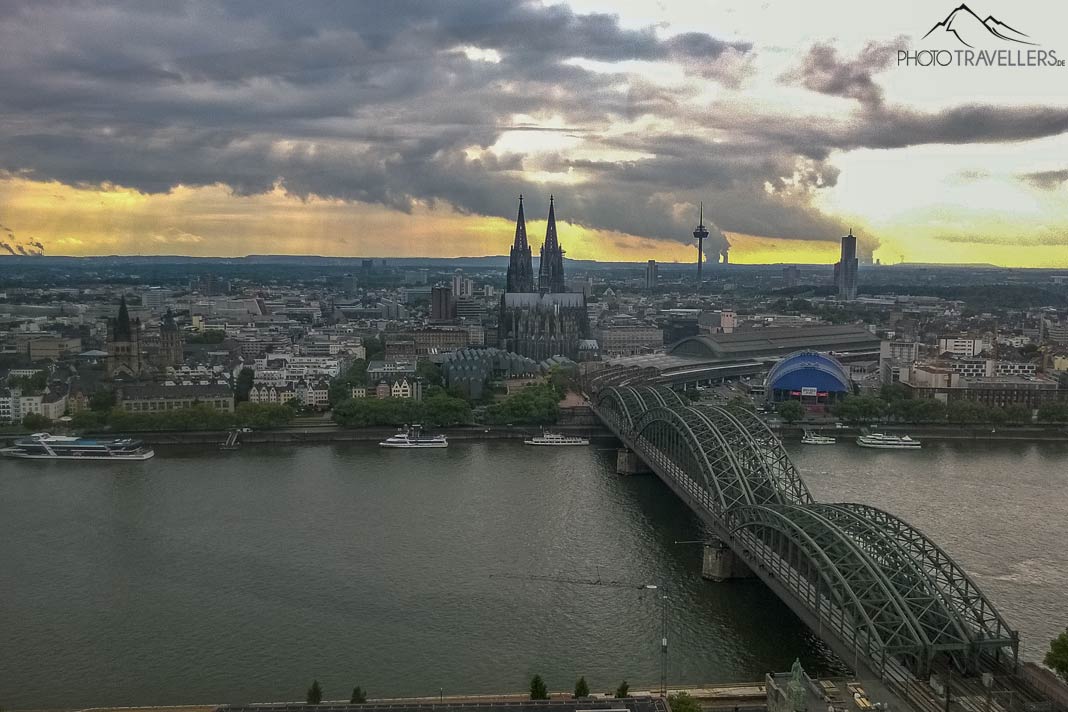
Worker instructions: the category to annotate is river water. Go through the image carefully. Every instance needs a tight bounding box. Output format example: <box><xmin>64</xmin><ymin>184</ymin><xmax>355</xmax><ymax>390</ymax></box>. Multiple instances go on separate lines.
<box><xmin>0</xmin><ymin>439</ymin><xmax>1064</xmax><ymax>709</ymax></box>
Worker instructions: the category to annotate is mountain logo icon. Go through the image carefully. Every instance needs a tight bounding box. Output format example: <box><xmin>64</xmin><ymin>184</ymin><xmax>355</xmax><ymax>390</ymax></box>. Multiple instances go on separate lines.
<box><xmin>922</xmin><ymin>4</ymin><xmax>1037</xmax><ymax>48</ymax></box>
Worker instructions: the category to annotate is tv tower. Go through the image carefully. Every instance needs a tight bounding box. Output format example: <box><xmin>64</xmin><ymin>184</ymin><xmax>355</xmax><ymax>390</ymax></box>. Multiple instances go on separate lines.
<box><xmin>693</xmin><ymin>202</ymin><xmax>709</xmax><ymax>282</ymax></box>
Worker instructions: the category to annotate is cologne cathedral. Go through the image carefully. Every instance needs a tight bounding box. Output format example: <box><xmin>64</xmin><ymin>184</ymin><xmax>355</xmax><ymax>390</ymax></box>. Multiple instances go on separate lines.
<box><xmin>498</xmin><ymin>195</ymin><xmax>590</xmax><ymax>361</ymax></box>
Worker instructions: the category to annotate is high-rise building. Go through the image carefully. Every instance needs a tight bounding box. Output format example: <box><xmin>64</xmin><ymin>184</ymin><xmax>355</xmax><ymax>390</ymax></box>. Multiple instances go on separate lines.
<box><xmin>431</xmin><ymin>286</ymin><xmax>456</xmax><ymax>321</ymax></box>
<box><xmin>783</xmin><ymin>265</ymin><xmax>799</xmax><ymax>288</ymax></box>
<box><xmin>451</xmin><ymin>270</ymin><xmax>473</xmax><ymax>299</ymax></box>
<box><xmin>537</xmin><ymin>195</ymin><xmax>566</xmax><ymax>294</ymax></box>
<box><xmin>834</xmin><ymin>228</ymin><xmax>858</xmax><ymax>300</ymax></box>
<box><xmin>505</xmin><ymin>195</ymin><xmax>534</xmax><ymax>293</ymax></box>
<box><xmin>645</xmin><ymin>260</ymin><xmax>658</xmax><ymax>289</ymax></box>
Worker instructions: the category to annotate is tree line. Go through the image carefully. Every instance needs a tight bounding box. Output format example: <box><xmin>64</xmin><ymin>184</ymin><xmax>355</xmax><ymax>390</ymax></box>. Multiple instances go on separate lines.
<box><xmin>772</xmin><ymin>383</ymin><xmax>1068</xmax><ymax>425</ymax></box>
<box><xmin>59</xmin><ymin>402</ymin><xmax>296</xmax><ymax>433</ymax></box>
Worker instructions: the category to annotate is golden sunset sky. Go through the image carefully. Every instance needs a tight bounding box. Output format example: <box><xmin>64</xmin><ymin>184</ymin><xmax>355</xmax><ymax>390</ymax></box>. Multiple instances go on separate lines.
<box><xmin>0</xmin><ymin>1</ymin><xmax>1066</xmax><ymax>265</ymax></box>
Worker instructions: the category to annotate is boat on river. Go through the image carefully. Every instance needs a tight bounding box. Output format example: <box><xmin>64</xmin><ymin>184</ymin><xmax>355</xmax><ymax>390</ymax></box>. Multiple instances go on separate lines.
<box><xmin>856</xmin><ymin>433</ymin><xmax>922</xmax><ymax>450</ymax></box>
<box><xmin>801</xmin><ymin>430</ymin><xmax>836</xmax><ymax>445</ymax></box>
<box><xmin>1</xmin><ymin>433</ymin><xmax>155</xmax><ymax>460</ymax></box>
<box><xmin>524</xmin><ymin>431</ymin><xmax>590</xmax><ymax>446</ymax></box>
<box><xmin>379</xmin><ymin>425</ymin><xmax>448</xmax><ymax>449</ymax></box>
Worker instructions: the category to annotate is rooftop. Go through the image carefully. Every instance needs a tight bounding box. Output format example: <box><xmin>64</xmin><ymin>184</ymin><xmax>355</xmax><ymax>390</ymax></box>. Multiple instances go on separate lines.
<box><xmin>669</xmin><ymin>325</ymin><xmax>880</xmax><ymax>360</ymax></box>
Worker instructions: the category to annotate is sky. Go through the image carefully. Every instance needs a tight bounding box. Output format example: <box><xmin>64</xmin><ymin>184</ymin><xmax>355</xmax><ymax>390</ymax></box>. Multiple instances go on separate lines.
<box><xmin>0</xmin><ymin>1</ymin><xmax>1067</xmax><ymax>266</ymax></box>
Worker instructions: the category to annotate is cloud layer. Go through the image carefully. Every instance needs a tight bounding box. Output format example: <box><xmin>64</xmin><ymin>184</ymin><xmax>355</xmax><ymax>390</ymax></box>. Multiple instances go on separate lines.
<box><xmin>1</xmin><ymin>1</ymin><xmax>1068</xmax><ymax>259</ymax></box>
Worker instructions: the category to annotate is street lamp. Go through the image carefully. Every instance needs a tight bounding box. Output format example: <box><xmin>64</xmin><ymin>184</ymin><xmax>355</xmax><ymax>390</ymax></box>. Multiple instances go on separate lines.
<box><xmin>644</xmin><ymin>585</ymin><xmax>669</xmax><ymax>697</ymax></box>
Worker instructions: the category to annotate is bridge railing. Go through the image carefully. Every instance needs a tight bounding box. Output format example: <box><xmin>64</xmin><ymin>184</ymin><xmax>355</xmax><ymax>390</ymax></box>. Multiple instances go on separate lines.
<box><xmin>593</xmin><ymin>393</ymin><xmax>1021</xmax><ymax>687</ymax></box>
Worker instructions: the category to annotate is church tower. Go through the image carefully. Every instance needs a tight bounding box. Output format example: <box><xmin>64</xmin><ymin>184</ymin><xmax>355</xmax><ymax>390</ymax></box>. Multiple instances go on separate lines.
<box><xmin>107</xmin><ymin>296</ymin><xmax>145</xmax><ymax>379</ymax></box>
<box><xmin>537</xmin><ymin>195</ymin><xmax>566</xmax><ymax>294</ymax></box>
<box><xmin>158</xmin><ymin>308</ymin><xmax>184</xmax><ymax>368</ymax></box>
<box><xmin>505</xmin><ymin>195</ymin><xmax>534</xmax><ymax>293</ymax></box>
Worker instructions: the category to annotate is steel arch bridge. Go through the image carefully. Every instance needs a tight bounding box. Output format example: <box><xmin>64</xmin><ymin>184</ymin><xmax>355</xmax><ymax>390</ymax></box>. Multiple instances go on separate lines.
<box><xmin>592</xmin><ymin>385</ymin><xmax>1018</xmax><ymax>681</ymax></box>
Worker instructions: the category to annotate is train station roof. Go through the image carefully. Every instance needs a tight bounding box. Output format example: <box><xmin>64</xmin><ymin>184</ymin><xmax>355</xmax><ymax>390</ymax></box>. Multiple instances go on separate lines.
<box><xmin>668</xmin><ymin>325</ymin><xmax>880</xmax><ymax>361</ymax></box>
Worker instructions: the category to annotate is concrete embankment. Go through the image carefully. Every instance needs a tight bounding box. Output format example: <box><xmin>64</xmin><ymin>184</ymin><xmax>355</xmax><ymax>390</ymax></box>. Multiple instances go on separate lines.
<box><xmin>130</xmin><ymin>423</ymin><xmax>616</xmax><ymax>447</ymax></box>
<box><xmin>57</xmin><ymin>681</ymin><xmax>768</xmax><ymax>712</ymax></box>
<box><xmin>773</xmin><ymin>423</ymin><xmax>1068</xmax><ymax>442</ymax></box>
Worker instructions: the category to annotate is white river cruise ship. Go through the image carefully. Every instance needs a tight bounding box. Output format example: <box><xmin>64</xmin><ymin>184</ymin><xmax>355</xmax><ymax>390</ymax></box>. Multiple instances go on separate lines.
<box><xmin>1</xmin><ymin>433</ymin><xmax>155</xmax><ymax>460</ymax></box>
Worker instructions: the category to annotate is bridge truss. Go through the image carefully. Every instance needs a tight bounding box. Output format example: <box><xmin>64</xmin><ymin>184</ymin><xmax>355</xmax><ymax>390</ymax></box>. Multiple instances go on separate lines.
<box><xmin>593</xmin><ymin>385</ymin><xmax>1019</xmax><ymax>682</ymax></box>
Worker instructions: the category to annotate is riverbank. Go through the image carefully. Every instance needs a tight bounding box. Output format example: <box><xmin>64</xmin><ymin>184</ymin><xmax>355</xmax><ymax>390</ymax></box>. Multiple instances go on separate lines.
<box><xmin>6</xmin><ymin>423</ymin><xmax>615</xmax><ymax>447</ymax></box>
<box><xmin>5</xmin><ymin>420</ymin><xmax>1068</xmax><ymax>447</ymax></box>
<box><xmin>23</xmin><ymin>681</ymin><xmax>769</xmax><ymax>712</ymax></box>
<box><xmin>773</xmin><ymin>422</ymin><xmax>1068</xmax><ymax>442</ymax></box>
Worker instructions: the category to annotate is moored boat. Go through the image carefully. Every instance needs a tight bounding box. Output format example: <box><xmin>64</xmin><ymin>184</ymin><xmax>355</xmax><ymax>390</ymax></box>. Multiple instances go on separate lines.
<box><xmin>523</xmin><ymin>431</ymin><xmax>590</xmax><ymax>446</ymax></box>
<box><xmin>0</xmin><ymin>432</ymin><xmax>155</xmax><ymax>460</ymax></box>
<box><xmin>801</xmin><ymin>430</ymin><xmax>836</xmax><ymax>445</ymax></box>
<box><xmin>856</xmin><ymin>433</ymin><xmax>922</xmax><ymax>449</ymax></box>
<box><xmin>379</xmin><ymin>425</ymin><xmax>448</xmax><ymax>449</ymax></box>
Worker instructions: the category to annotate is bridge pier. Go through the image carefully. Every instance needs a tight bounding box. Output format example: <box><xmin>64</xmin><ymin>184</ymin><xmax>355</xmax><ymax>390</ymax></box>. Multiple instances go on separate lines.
<box><xmin>615</xmin><ymin>448</ymin><xmax>651</xmax><ymax>475</ymax></box>
<box><xmin>702</xmin><ymin>539</ymin><xmax>753</xmax><ymax>581</ymax></box>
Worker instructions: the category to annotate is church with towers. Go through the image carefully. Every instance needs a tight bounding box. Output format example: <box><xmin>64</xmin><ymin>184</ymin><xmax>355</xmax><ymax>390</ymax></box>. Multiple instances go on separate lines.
<box><xmin>105</xmin><ymin>297</ymin><xmax>185</xmax><ymax>379</ymax></box>
<box><xmin>498</xmin><ymin>195</ymin><xmax>590</xmax><ymax>361</ymax></box>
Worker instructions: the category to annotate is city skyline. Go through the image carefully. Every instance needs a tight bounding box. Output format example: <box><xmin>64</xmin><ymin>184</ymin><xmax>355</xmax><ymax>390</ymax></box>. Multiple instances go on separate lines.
<box><xmin>1</xmin><ymin>1</ymin><xmax>1067</xmax><ymax>266</ymax></box>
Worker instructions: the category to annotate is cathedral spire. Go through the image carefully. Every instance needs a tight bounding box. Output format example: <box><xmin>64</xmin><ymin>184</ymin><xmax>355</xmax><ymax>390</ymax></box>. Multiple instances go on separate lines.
<box><xmin>538</xmin><ymin>194</ymin><xmax>566</xmax><ymax>294</ymax></box>
<box><xmin>116</xmin><ymin>296</ymin><xmax>132</xmax><ymax>339</ymax></box>
<box><xmin>513</xmin><ymin>194</ymin><xmax>528</xmax><ymax>251</ymax></box>
<box><xmin>506</xmin><ymin>194</ymin><xmax>534</xmax><ymax>293</ymax></box>
<box><xmin>544</xmin><ymin>194</ymin><xmax>558</xmax><ymax>251</ymax></box>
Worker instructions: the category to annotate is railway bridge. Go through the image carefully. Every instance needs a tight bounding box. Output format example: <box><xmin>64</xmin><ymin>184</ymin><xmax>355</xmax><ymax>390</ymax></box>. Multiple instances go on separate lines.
<box><xmin>592</xmin><ymin>384</ymin><xmax>1020</xmax><ymax>692</ymax></box>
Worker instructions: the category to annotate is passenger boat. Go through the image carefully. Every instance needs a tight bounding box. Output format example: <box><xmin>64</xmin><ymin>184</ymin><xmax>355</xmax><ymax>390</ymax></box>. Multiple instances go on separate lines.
<box><xmin>801</xmin><ymin>430</ymin><xmax>836</xmax><ymax>445</ymax></box>
<box><xmin>0</xmin><ymin>433</ymin><xmax>155</xmax><ymax>460</ymax></box>
<box><xmin>523</xmin><ymin>431</ymin><xmax>590</xmax><ymax>446</ymax></box>
<box><xmin>856</xmin><ymin>433</ymin><xmax>922</xmax><ymax>450</ymax></box>
<box><xmin>378</xmin><ymin>425</ymin><xmax>448</xmax><ymax>449</ymax></box>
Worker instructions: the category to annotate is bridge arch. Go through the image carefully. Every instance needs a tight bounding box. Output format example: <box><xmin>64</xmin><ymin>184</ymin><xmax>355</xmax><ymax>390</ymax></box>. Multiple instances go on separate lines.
<box><xmin>588</xmin><ymin>383</ymin><xmax>1020</xmax><ymax>678</ymax></box>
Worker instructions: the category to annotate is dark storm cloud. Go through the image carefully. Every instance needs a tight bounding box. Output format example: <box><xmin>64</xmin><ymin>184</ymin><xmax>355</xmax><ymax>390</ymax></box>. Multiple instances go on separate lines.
<box><xmin>780</xmin><ymin>39</ymin><xmax>902</xmax><ymax>109</ymax></box>
<box><xmin>1018</xmin><ymin>169</ymin><xmax>1068</xmax><ymax>189</ymax></box>
<box><xmin>1</xmin><ymin>1</ymin><xmax>1066</xmax><ymax>251</ymax></box>
<box><xmin>771</xmin><ymin>42</ymin><xmax>1068</xmax><ymax>162</ymax></box>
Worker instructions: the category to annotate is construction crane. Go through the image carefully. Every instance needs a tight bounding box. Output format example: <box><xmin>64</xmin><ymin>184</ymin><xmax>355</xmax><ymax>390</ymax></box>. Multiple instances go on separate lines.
<box><xmin>489</xmin><ymin>572</ymin><xmax>669</xmax><ymax>696</ymax></box>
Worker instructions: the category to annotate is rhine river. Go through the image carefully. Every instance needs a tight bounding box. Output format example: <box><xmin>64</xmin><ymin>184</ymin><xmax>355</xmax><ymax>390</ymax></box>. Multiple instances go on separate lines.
<box><xmin>1</xmin><ymin>439</ymin><xmax>1065</xmax><ymax>709</ymax></box>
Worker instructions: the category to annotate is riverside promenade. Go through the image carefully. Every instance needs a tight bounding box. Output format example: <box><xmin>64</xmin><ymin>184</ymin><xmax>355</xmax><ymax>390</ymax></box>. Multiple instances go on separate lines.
<box><xmin>60</xmin><ymin>682</ymin><xmax>769</xmax><ymax>712</ymax></box>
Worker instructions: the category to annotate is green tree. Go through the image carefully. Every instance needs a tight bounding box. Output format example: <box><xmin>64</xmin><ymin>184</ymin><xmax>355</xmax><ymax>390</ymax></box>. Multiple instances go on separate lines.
<box><xmin>615</xmin><ymin>681</ymin><xmax>629</xmax><ymax>699</ymax></box>
<box><xmin>307</xmin><ymin>680</ymin><xmax>323</xmax><ymax>704</ymax></box>
<box><xmin>530</xmin><ymin>675</ymin><xmax>549</xmax><ymax>700</ymax></box>
<box><xmin>486</xmin><ymin>383</ymin><xmax>562</xmax><ymax>425</ymax></box>
<box><xmin>350</xmin><ymin>686</ymin><xmax>367</xmax><ymax>704</ymax></box>
<box><xmin>22</xmin><ymin>413</ymin><xmax>51</xmax><ymax>430</ymax></box>
<box><xmin>416</xmin><ymin>360</ymin><xmax>443</xmax><ymax>387</ymax></box>
<box><xmin>574</xmin><ymin>677</ymin><xmax>590</xmax><ymax>698</ymax></box>
<box><xmin>879</xmin><ymin>383</ymin><xmax>911</xmax><ymax>402</ymax></box>
<box><xmin>1002</xmin><ymin>404</ymin><xmax>1032</xmax><ymax>424</ymax></box>
<box><xmin>186</xmin><ymin>330</ymin><xmax>226</xmax><ymax>344</ymax></box>
<box><xmin>668</xmin><ymin>692</ymin><xmax>702</xmax><ymax>712</ymax></box>
<box><xmin>1038</xmin><ymin>402</ymin><xmax>1068</xmax><ymax>423</ymax></box>
<box><xmin>834</xmin><ymin>395</ymin><xmax>886</xmax><ymax>424</ymax></box>
<box><xmin>234</xmin><ymin>367</ymin><xmax>255</xmax><ymax>403</ymax></box>
<box><xmin>776</xmin><ymin>400</ymin><xmax>805</xmax><ymax>424</ymax></box>
<box><xmin>945</xmin><ymin>399</ymin><xmax>988</xmax><ymax>424</ymax></box>
<box><xmin>9</xmin><ymin>370</ymin><xmax>48</xmax><ymax>393</ymax></box>
<box><xmin>362</xmin><ymin>335</ymin><xmax>385</xmax><ymax>361</ymax></box>
<box><xmin>89</xmin><ymin>389</ymin><xmax>116</xmax><ymax>412</ymax></box>
<box><xmin>70</xmin><ymin>409</ymin><xmax>108</xmax><ymax>431</ymax></box>
<box><xmin>1046</xmin><ymin>628</ymin><xmax>1068</xmax><ymax>683</ymax></box>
